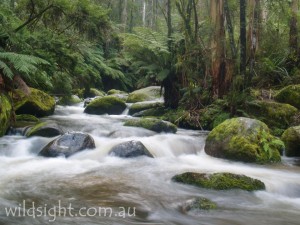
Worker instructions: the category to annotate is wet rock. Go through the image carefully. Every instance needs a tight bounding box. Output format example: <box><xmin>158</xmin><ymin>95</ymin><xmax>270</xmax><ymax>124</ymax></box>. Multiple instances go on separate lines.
<box><xmin>281</xmin><ymin>126</ymin><xmax>300</xmax><ymax>157</ymax></box>
<box><xmin>57</xmin><ymin>95</ymin><xmax>82</xmax><ymax>106</ymax></box>
<box><xmin>13</xmin><ymin>88</ymin><xmax>55</xmax><ymax>117</ymax></box>
<box><xmin>109</xmin><ymin>140</ymin><xmax>153</xmax><ymax>158</ymax></box>
<box><xmin>84</xmin><ymin>96</ymin><xmax>126</xmax><ymax>115</ymax></box>
<box><xmin>127</xmin><ymin>86</ymin><xmax>162</xmax><ymax>103</ymax></box>
<box><xmin>26</xmin><ymin>122</ymin><xmax>63</xmax><ymax>137</ymax></box>
<box><xmin>129</xmin><ymin>102</ymin><xmax>164</xmax><ymax>115</ymax></box>
<box><xmin>205</xmin><ymin>117</ymin><xmax>283</xmax><ymax>164</ymax></box>
<box><xmin>124</xmin><ymin>118</ymin><xmax>177</xmax><ymax>133</ymax></box>
<box><xmin>39</xmin><ymin>132</ymin><xmax>95</xmax><ymax>157</ymax></box>
<box><xmin>172</xmin><ymin>172</ymin><xmax>265</xmax><ymax>191</ymax></box>
<box><xmin>181</xmin><ymin>197</ymin><xmax>217</xmax><ymax>212</ymax></box>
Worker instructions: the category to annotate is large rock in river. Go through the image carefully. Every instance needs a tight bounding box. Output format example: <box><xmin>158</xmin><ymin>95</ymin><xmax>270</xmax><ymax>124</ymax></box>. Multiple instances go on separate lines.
<box><xmin>39</xmin><ymin>132</ymin><xmax>95</xmax><ymax>157</ymax></box>
<box><xmin>0</xmin><ymin>93</ymin><xmax>13</xmax><ymax>136</ymax></box>
<box><xmin>275</xmin><ymin>85</ymin><xmax>300</xmax><ymax>109</ymax></box>
<box><xmin>281</xmin><ymin>126</ymin><xmax>300</xmax><ymax>157</ymax></box>
<box><xmin>173</xmin><ymin>172</ymin><xmax>265</xmax><ymax>191</ymax></box>
<box><xmin>204</xmin><ymin>117</ymin><xmax>283</xmax><ymax>164</ymax></box>
<box><xmin>25</xmin><ymin>122</ymin><xmax>63</xmax><ymax>137</ymax></box>
<box><xmin>127</xmin><ymin>86</ymin><xmax>162</xmax><ymax>103</ymax></box>
<box><xmin>14</xmin><ymin>88</ymin><xmax>55</xmax><ymax>117</ymax></box>
<box><xmin>84</xmin><ymin>96</ymin><xmax>126</xmax><ymax>115</ymax></box>
<box><xmin>109</xmin><ymin>140</ymin><xmax>153</xmax><ymax>158</ymax></box>
<box><xmin>124</xmin><ymin>118</ymin><xmax>177</xmax><ymax>133</ymax></box>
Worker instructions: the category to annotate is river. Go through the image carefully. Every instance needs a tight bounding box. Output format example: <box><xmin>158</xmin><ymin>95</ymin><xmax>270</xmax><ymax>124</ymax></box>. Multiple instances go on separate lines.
<box><xmin>0</xmin><ymin>103</ymin><xmax>300</xmax><ymax>225</ymax></box>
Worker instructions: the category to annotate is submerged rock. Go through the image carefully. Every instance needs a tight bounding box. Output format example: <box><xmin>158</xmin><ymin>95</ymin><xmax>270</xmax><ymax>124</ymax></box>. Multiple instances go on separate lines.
<box><xmin>204</xmin><ymin>117</ymin><xmax>283</xmax><ymax>164</ymax></box>
<box><xmin>181</xmin><ymin>197</ymin><xmax>217</xmax><ymax>212</ymax></box>
<box><xmin>39</xmin><ymin>132</ymin><xmax>95</xmax><ymax>157</ymax></box>
<box><xmin>124</xmin><ymin>118</ymin><xmax>177</xmax><ymax>133</ymax></box>
<box><xmin>13</xmin><ymin>88</ymin><xmax>55</xmax><ymax>117</ymax></box>
<box><xmin>281</xmin><ymin>126</ymin><xmax>300</xmax><ymax>157</ymax></box>
<box><xmin>173</xmin><ymin>172</ymin><xmax>265</xmax><ymax>191</ymax></box>
<box><xmin>109</xmin><ymin>140</ymin><xmax>153</xmax><ymax>158</ymax></box>
<box><xmin>127</xmin><ymin>86</ymin><xmax>162</xmax><ymax>103</ymax></box>
<box><xmin>0</xmin><ymin>93</ymin><xmax>13</xmax><ymax>136</ymax></box>
<box><xmin>84</xmin><ymin>96</ymin><xmax>126</xmax><ymax>115</ymax></box>
<box><xmin>275</xmin><ymin>85</ymin><xmax>300</xmax><ymax>109</ymax></box>
<box><xmin>26</xmin><ymin>122</ymin><xmax>63</xmax><ymax>137</ymax></box>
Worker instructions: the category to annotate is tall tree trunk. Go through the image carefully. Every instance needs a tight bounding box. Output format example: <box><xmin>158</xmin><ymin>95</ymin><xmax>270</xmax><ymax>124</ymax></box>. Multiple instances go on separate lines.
<box><xmin>224</xmin><ymin>0</ymin><xmax>237</xmax><ymax>59</ymax></box>
<box><xmin>210</xmin><ymin>0</ymin><xmax>230</xmax><ymax>97</ymax></box>
<box><xmin>240</xmin><ymin>0</ymin><xmax>247</xmax><ymax>80</ymax></box>
<box><xmin>142</xmin><ymin>0</ymin><xmax>147</xmax><ymax>27</ymax></box>
<box><xmin>289</xmin><ymin>0</ymin><xmax>298</xmax><ymax>66</ymax></box>
<box><xmin>247</xmin><ymin>0</ymin><xmax>260</xmax><ymax>84</ymax></box>
<box><xmin>121</xmin><ymin>0</ymin><xmax>128</xmax><ymax>32</ymax></box>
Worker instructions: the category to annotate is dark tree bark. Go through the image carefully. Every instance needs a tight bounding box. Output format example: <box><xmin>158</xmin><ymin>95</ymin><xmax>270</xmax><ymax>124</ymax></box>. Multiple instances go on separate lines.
<box><xmin>289</xmin><ymin>0</ymin><xmax>298</xmax><ymax>66</ymax></box>
<box><xmin>240</xmin><ymin>0</ymin><xmax>247</xmax><ymax>80</ymax></box>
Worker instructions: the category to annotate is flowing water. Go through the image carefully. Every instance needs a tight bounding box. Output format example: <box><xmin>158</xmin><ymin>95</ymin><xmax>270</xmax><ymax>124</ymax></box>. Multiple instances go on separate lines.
<box><xmin>0</xmin><ymin>103</ymin><xmax>300</xmax><ymax>225</ymax></box>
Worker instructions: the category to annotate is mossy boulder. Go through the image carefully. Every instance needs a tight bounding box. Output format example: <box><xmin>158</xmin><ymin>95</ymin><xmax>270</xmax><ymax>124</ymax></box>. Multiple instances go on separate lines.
<box><xmin>107</xmin><ymin>89</ymin><xmax>127</xmax><ymax>95</ymax></box>
<box><xmin>39</xmin><ymin>132</ymin><xmax>95</xmax><ymax>158</ymax></box>
<box><xmin>109</xmin><ymin>140</ymin><xmax>154</xmax><ymax>158</ymax></box>
<box><xmin>281</xmin><ymin>126</ymin><xmax>300</xmax><ymax>157</ymax></box>
<box><xmin>205</xmin><ymin>117</ymin><xmax>283</xmax><ymax>164</ymax></box>
<box><xmin>124</xmin><ymin>118</ymin><xmax>177</xmax><ymax>133</ymax></box>
<box><xmin>129</xmin><ymin>102</ymin><xmax>164</xmax><ymax>115</ymax></box>
<box><xmin>25</xmin><ymin>122</ymin><xmax>63</xmax><ymax>137</ymax></box>
<box><xmin>127</xmin><ymin>86</ymin><xmax>162</xmax><ymax>103</ymax></box>
<box><xmin>84</xmin><ymin>96</ymin><xmax>126</xmax><ymax>115</ymax></box>
<box><xmin>275</xmin><ymin>85</ymin><xmax>300</xmax><ymax>109</ymax></box>
<box><xmin>14</xmin><ymin>88</ymin><xmax>55</xmax><ymax>117</ymax></box>
<box><xmin>181</xmin><ymin>197</ymin><xmax>217</xmax><ymax>212</ymax></box>
<box><xmin>173</xmin><ymin>172</ymin><xmax>265</xmax><ymax>191</ymax></box>
<box><xmin>0</xmin><ymin>93</ymin><xmax>13</xmax><ymax>136</ymax></box>
<box><xmin>246</xmin><ymin>100</ymin><xmax>297</xmax><ymax>135</ymax></box>
<box><xmin>13</xmin><ymin>114</ymin><xmax>40</xmax><ymax>128</ymax></box>
<box><xmin>90</xmin><ymin>88</ymin><xmax>105</xmax><ymax>97</ymax></box>
<box><xmin>57</xmin><ymin>95</ymin><xmax>82</xmax><ymax>106</ymax></box>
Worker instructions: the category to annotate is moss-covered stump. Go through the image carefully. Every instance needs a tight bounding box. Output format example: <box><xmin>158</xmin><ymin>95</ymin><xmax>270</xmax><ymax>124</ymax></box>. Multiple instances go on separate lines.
<box><xmin>57</xmin><ymin>95</ymin><xmax>82</xmax><ymax>106</ymax></box>
<box><xmin>281</xmin><ymin>126</ymin><xmax>300</xmax><ymax>157</ymax></box>
<box><xmin>0</xmin><ymin>93</ymin><xmax>13</xmax><ymax>136</ymax></box>
<box><xmin>84</xmin><ymin>96</ymin><xmax>126</xmax><ymax>115</ymax></box>
<box><xmin>127</xmin><ymin>86</ymin><xmax>162</xmax><ymax>103</ymax></box>
<box><xmin>129</xmin><ymin>102</ymin><xmax>164</xmax><ymax>115</ymax></box>
<box><xmin>173</xmin><ymin>172</ymin><xmax>265</xmax><ymax>191</ymax></box>
<box><xmin>14</xmin><ymin>88</ymin><xmax>55</xmax><ymax>117</ymax></box>
<box><xmin>181</xmin><ymin>197</ymin><xmax>217</xmax><ymax>212</ymax></box>
<box><xmin>205</xmin><ymin>117</ymin><xmax>283</xmax><ymax>164</ymax></box>
<box><xmin>275</xmin><ymin>85</ymin><xmax>300</xmax><ymax>109</ymax></box>
<box><xmin>124</xmin><ymin>118</ymin><xmax>177</xmax><ymax>133</ymax></box>
<box><xmin>246</xmin><ymin>100</ymin><xmax>297</xmax><ymax>135</ymax></box>
<box><xmin>25</xmin><ymin>122</ymin><xmax>63</xmax><ymax>137</ymax></box>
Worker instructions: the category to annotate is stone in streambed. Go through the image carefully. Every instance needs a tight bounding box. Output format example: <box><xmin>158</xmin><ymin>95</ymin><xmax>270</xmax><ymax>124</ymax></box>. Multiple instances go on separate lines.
<box><xmin>204</xmin><ymin>117</ymin><xmax>283</xmax><ymax>164</ymax></box>
<box><xmin>181</xmin><ymin>197</ymin><xmax>217</xmax><ymax>212</ymax></box>
<box><xmin>124</xmin><ymin>118</ymin><xmax>177</xmax><ymax>133</ymax></box>
<box><xmin>25</xmin><ymin>122</ymin><xmax>63</xmax><ymax>137</ymax></box>
<box><xmin>281</xmin><ymin>126</ymin><xmax>300</xmax><ymax>157</ymax></box>
<box><xmin>109</xmin><ymin>140</ymin><xmax>153</xmax><ymax>158</ymax></box>
<box><xmin>84</xmin><ymin>96</ymin><xmax>126</xmax><ymax>115</ymax></box>
<box><xmin>39</xmin><ymin>132</ymin><xmax>95</xmax><ymax>157</ymax></box>
<box><xmin>172</xmin><ymin>172</ymin><xmax>265</xmax><ymax>191</ymax></box>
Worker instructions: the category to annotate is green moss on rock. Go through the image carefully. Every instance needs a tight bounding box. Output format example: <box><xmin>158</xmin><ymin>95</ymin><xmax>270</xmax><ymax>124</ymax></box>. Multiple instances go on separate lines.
<box><xmin>127</xmin><ymin>86</ymin><xmax>162</xmax><ymax>103</ymax></box>
<box><xmin>275</xmin><ymin>85</ymin><xmax>300</xmax><ymax>109</ymax></box>
<box><xmin>107</xmin><ymin>89</ymin><xmax>127</xmax><ymax>95</ymax></box>
<box><xmin>84</xmin><ymin>96</ymin><xmax>126</xmax><ymax>115</ymax></box>
<box><xmin>129</xmin><ymin>102</ymin><xmax>164</xmax><ymax>115</ymax></box>
<box><xmin>124</xmin><ymin>118</ymin><xmax>177</xmax><ymax>133</ymax></box>
<box><xmin>13</xmin><ymin>114</ymin><xmax>40</xmax><ymax>128</ymax></box>
<box><xmin>90</xmin><ymin>88</ymin><xmax>105</xmax><ymax>97</ymax></box>
<box><xmin>281</xmin><ymin>126</ymin><xmax>300</xmax><ymax>157</ymax></box>
<box><xmin>26</xmin><ymin>122</ymin><xmax>63</xmax><ymax>137</ymax></box>
<box><xmin>246</xmin><ymin>100</ymin><xmax>297</xmax><ymax>134</ymax></box>
<box><xmin>205</xmin><ymin>117</ymin><xmax>283</xmax><ymax>164</ymax></box>
<box><xmin>173</xmin><ymin>172</ymin><xmax>265</xmax><ymax>191</ymax></box>
<box><xmin>0</xmin><ymin>93</ymin><xmax>13</xmax><ymax>136</ymax></box>
<box><xmin>57</xmin><ymin>95</ymin><xmax>82</xmax><ymax>106</ymax></box>
<box><xmin>182</xmin><ymin>197</ymin><xmax>217</xmax><ymax>212</ymax></box>
<box><xmin>14</xmin><ymin>88</ymin><xmax>55</xmax><ymax>117</ymax></box>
